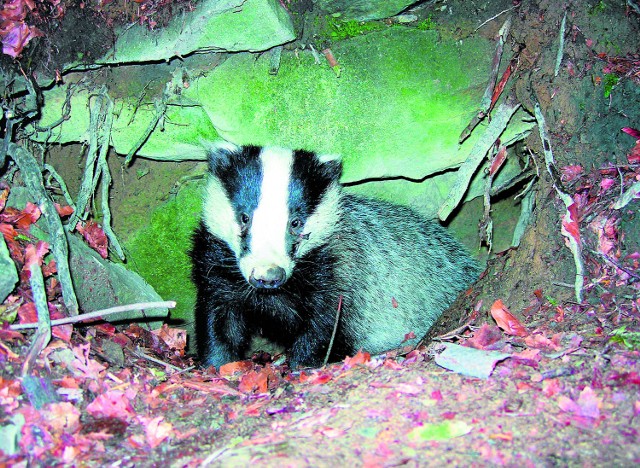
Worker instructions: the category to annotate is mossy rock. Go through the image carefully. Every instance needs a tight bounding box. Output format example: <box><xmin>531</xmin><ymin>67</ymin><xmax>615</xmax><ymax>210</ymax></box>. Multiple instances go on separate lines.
<box><xmin>123</xmin><ymin>182</ymin><xmax>203</xmax><ymax>343</ymax></box>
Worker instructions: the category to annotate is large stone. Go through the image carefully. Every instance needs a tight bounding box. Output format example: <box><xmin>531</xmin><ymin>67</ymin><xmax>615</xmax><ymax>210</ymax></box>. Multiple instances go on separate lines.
<box><xmin>67</xmin><ymin>234</ymin><xmax>168</xmax><ymax>329</ymax></box>
<box><xmin>97</xmin><ymin>0</ymin><xmax>295</xmax><ymax>64</ymax></box>
<box><xmin>31</xmin><ymin>26</ymin><xmax>532</xmax><ymax>216</ymax></box>
<box><xmin>315</xmin><ymin>0</ymin><xmax>416</xmax><ymax>21</ymax></box>
<box><xmin>0</xmin><ymin>235</ymin><xmax>18</xmax><ymax>303</ymax></box>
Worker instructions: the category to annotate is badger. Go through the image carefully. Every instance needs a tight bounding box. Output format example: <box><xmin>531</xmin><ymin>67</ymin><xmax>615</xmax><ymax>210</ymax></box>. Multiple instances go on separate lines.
<box><xmin>190</xmin><ymin>143</ymin><xmax>480</xmax><ymax>369</ymax></box>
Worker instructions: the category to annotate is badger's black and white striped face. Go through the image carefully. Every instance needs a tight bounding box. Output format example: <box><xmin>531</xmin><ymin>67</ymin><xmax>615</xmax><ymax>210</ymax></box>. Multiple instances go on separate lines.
<box><xmin>202</xmin><ymin>143</ymin><xmax>342</xmax><ymax>289</ymax></box>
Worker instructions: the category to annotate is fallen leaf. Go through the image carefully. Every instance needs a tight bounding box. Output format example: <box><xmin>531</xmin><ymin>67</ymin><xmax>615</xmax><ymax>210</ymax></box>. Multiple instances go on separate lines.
<box><xmin>86</xmin><ymin>390</ymin><xmax>136</xmax><ymax>421</ymax></box>
<box><xmin>219</xmin><ymin>360</ymin><xmax>253</xmax><ymax>376</ymax></box>
<box><xmin>343</xmin><ymin>350</ymin><xmax>370</xmax><ymax>368</ymax></box>
<box><xmin>76</xmin><ymin>221</ymin><xmax>108</xmax><ymax>259</ymax></box>
<box><xmin>140</xmin><ymin>416</ymin><xmax>173</xmax><ymax>448</ymax></box>
<box><xmin>407</xmin><ymin>420</ymin><xmax>472</xmax><ymax>441</ymax></box>
<box><xmin>44</xmin><ymin>402</ymin><xmax>80</xmax><ymax>435</ymax></box>
<box><xmin>434</xmin><ymin>343</ymin><xmax>510</xmax><ymax>379</ymax></box>
<box><xmin>490</xmin><ymin>300</ymin><xmax>528</xmax><ymax>337</ymax></box>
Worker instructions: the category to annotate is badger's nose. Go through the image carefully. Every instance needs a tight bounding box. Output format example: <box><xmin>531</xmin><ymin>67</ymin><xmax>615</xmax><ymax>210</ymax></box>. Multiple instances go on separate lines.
<box><xmin>249</xmin><ymin>266</ymin><xmax>286</xmax><ymax>289</ymax></box>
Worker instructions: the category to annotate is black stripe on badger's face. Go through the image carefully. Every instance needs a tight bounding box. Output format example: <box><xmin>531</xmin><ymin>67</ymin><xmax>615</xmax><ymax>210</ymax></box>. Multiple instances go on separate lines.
<box><xmin>203</xmin><ymin>144</ymin><xmax>263</xmax><ymax>258</ymax></box>
<box><xmin>203</xmin><ymin>143</ymin><xmax>342</xmax><ymax>289</ymax></box>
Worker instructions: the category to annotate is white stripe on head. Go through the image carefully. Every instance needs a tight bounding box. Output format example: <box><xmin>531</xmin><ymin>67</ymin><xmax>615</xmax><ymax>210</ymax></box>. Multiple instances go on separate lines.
<box><xmin>239</xmin><ymin>147</ymin><xmax>295</xmax><ymax>281</ymax></box>
<box><xmin>296</xmin><ymin>182</ymin><xmax>342</xmax><ymax>258</ymax></box>
<box><xmin>203</xmin><ymin>176</ymin><xmax>241</xmax><ymax>255</ymax></box>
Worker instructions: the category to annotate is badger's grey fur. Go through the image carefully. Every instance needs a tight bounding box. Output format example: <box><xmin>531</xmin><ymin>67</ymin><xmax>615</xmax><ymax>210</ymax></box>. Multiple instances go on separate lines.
<box><xmin>190</xmin><ymin>143</ymin><xmax>480</xmax><ymax>369</ymax></box>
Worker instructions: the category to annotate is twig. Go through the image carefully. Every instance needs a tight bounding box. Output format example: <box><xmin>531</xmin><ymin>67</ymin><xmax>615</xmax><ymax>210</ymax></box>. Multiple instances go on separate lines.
<box><xmin>474</xmin><ymin>6</ymin><xmax>517</xmax><ymax>33</ymax></box>
<box><xmin>129</xmin><ymin>347</ymin><xmax>182</xmax><ymax>372</ymax></box>
<box><xmin>44</xmin><ymin>163</ymin><xmax>76</xmax><ymax>210</ymax></box>
<box><xmin>10</xmin><ymin>301</ymin><xmax>176</xmax><ymax>330</ymax></box>
<box><xmin>460</xmin><ymin>17</ymin><xmax>512</xmax><ymax>143</ymax></box>
<box><xmin>600</xmin><ymin>252</ymin><xmax>640</xmax><ymax>280</ymax></box>
<box><xmin>124</xmin><ymin>98</ymin><xmax>166</xmax><ymax>167</ymax></box>
<box><xmin>308</xmin><ymin>44</ymin><xmax>322</xmax><ymax>65</ymax></box>
<box><xmin>21</xmin><ymin>261</ymin><xmax>51</xmax><ymax>376</ymax></box>
<box><xmin>123</xmin><ymin>71</ymin><xmax>184</xmax><ymax>166</ymax></box>
<box><xmin>439</xmin><ymin>94</ymin><xmax>521</xmax><ymax>221</ymax></box>
<box><xmin>554</xmin><ymin>12</ymin><xmax>567</xmax><ymax>77</ymax></box>
<box><xmin>0</xmin><ymin>112</ymin><xmax>16</xmax><ymax>168</ymax></box>
<box><xmin>94</xmin><ymin>96</ymin><xmax>125</xmax><ymax>260</ymax></box>
<box><xmin>511</xmin><ymin>187</ymin><xmax>536</xmax><ymax>248</ymax></box>
<box><xmin>8</xmin><ymin>142</ymin><xmax>79</xmax><ymax>315</ymax></box>
<box><xmin>68</xmin><ymin>89</ymin><xmax>109</xmax><ymax>229</ymax></box>
<box><xmin>323</xmin><ymin>295</ymin><xmax>343</xmax><ymax>367</ymax></box>
<box><xmin>433</xmin><ymin>317</ymin><xmax>477</xmax><ymax>341</ymax></box>
<box><xmin>32</xmin><ymin>83</ymin><xmax>74</xmax><ymax>133</ymax></box>
<box><xmin>534</xmin><ymin>103</ymin><xmax>585</xmax><ymax>302</ymax></box>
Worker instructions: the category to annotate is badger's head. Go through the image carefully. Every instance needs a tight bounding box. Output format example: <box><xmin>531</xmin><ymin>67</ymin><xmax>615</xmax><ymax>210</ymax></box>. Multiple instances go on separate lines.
<box><xmin>202</xmin><ymin>142</ymin><xmax>342</xmax><ymax>290</ymax></box>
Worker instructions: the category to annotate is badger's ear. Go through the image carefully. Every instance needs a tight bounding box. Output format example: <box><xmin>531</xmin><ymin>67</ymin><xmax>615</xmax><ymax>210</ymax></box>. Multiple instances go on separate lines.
<box><xmin>316</xmin><ymin>153</ymin><xmax>343</xmax><ymax>181</ymax></box>
<box><xmin>202</xmin><ymin>140</ymin><xmax>241</xmax><ymax>172</ymax></box>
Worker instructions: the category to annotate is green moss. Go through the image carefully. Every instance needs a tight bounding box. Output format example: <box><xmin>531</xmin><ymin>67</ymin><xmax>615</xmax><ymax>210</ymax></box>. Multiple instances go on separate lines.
<box><xmin>603</xmin><ymin>73</ymin><xmax>619</xmax><ymax>98</ymax></box>
<box><xmin>322</xmin><ymin>17</ymin><xmax>386</xmax><ymax>42</ymax></box>
<box><xmin>123</xmin><ymin>182</ymin><xmax>203</xmax><ymax>328</ymax></box>
<box><xmin>588</xmin><ymin>0</ymin><xmax>607</xmax><ymax>15</ymax></box>
<box><xmin>416</xmin><ymin>15</ymin><xmax>435</xmax><ymax>31</ymax></box>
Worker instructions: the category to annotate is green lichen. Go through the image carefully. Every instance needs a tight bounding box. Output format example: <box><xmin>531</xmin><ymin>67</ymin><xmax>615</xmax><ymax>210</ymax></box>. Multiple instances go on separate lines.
<box><xmin>123</xmin><ymin>182</ymin><xmax>203</xmax><ymax>330</ymax></box>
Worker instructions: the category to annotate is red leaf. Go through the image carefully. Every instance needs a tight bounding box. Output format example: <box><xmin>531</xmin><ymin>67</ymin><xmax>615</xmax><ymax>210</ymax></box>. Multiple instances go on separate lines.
<box><xmin>489</xmin><ymin>57</ymin><xmax>518</xmax><ymax>114</ymax></box>
<box><xmin>1</xmin><ymin>22</ymin><xmax>43</xmax><ymax>58</ymax></box>
<box><xmin>489</xmin><ymin>146</ymin><xmax>508</xmax><ymax>176</ymax></box>
<box><xmin>561</xmin><ymin>164</ymin><xmax>584</xmax><ymax>182</ymax></box>
<box><xmin>622</xmin><ymin>126</ymin><xmax>640</xmax><ymax>140</ymax></box>
<box><xmin>55</xmin><ymin>204</ymin><xmax>74</xmax><ymax>217</ymax></box>
<box><xmin>23</xmin><ymin>240</ymin><xmax>49</xmax><ymax>271</ymax></box>
<box><xmin>238</xmin><ymin>369</ymin><xmax>269</xmax><ymax>393</ymax></box>
<box><xmin>76</xmin><ymin>221</ymin><xmax>108</xmax><ymax>258</ymax></box>
<box><xmin>628</xmin><ymin>141</ymin><xmax>640</xmax><ymax>165</ymax></box>
<box><xmin>561</xmin><ymin>203</ymin><xmax>581</xmax><ymax>246</ymax></box>
<box><xmin>464</xmin><ymin>323</ymin><xmax>503</xmax><ymax>350</ymax></box>
<box><xmin>86</xmin><ymin>390</ymin><xmax>136</xmax><ymax>421</ymax></box>
<box><xmin>343</xmin><ymin>349</ymin><xmax>370</xmax><ymax>368</ymax></box>
<box><xmin>152</xmin><ymin>324</ymin><xmax>187</xmax><ymax>356</ymax></box>
<box><xmin>219</xmin><ymin>360</ymin><xmax>253</xmax><ymax>376</ymax></box>
<box><xmin>140</xmin><ymin>416</ymin><xmax>173</xmax><ymax>448</ymax></box>
<box><xmin>490</xmin><ymin>299</ymin><xmax>528</xmax><ymax>337</ymax></box>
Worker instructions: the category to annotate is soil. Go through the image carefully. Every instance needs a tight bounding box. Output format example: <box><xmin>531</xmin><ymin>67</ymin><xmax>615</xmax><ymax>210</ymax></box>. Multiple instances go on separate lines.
<box><xmin>2</xmin><ymin>0</ymin><xmax>640</xmax><ymax>466</ymax></box>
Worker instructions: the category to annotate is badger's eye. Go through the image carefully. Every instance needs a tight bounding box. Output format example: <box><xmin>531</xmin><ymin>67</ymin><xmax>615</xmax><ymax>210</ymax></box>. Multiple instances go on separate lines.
<box><xmin>239</xmin><ymin>212</ymin><xmax>251</xmax><ymax>231</ymax></box>
<box><xmin>290</xmin><ymin>218</ymin><xmax>303</xmax><ymax>234</ymax></box>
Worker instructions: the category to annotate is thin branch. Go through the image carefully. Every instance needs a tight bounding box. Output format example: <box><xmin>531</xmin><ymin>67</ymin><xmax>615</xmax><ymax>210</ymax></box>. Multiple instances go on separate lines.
<box><xmin>11</xmin><ymin>301</ymin><xmax>176</xmax><ymax>330</ymax></box>
<box><xmin>534</xmin><ymin>103</ymin><xmax>585</xmax><ymax>302</ymax></box>
<box><xmin>473</xmin><ymin>5</ymin><xmax>517</xmax><ymax>33</ymax></box>
<box><xmin>68</xmin><ymin>89</ymin><xmax>108</xmax><ymax>229</ymax></box>
<box><xmin>323</xmin><ymin>295</ymin><xmax>343</xmax><ymax>367</ymax></box>
<box><xmin>8</xmin><ymin>142</ymin><xmax>79</xmax><ymax>315</ymax></box>
<box><xmin>44</xmin><ymin>163</ymin><xmax>76</xmax><ymax>209</ymax></box>
<box><xmin>21</xmin><ymin>261</ymin><xmax>51</xmax><ymax>376</ymax></box>
<box><xmin>555</xmin><ymin>12</ymin><xmax>567</xmax><ymax>77</ymax></box>
<box><xmin>129</xmin><ymin>347</ymin><xmax>183</xmax><ymax>372</ymax></box>
<box><xmin>94</xmin><ymin>96</ymin><xmax>125</xmax><ymax>260</ymax></box>
<box><xmin>439</xmin><ymin>94</ymin><xmax>521</xmax><ymax>221</ymax></box>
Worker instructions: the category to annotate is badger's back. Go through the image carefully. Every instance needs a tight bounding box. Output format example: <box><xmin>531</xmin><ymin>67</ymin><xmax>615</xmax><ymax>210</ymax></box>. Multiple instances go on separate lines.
<box><xmin>329</xmin><ymin>194</ymin><xmax>480</xmax><ymax>353</ymax></box>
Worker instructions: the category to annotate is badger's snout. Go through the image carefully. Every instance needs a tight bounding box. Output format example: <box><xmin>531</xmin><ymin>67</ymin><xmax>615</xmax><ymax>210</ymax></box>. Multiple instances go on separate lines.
<box><xmin>249</xmin><ymin>265</ymin><xmax>287</xmax><ymax>289</ymax></box>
